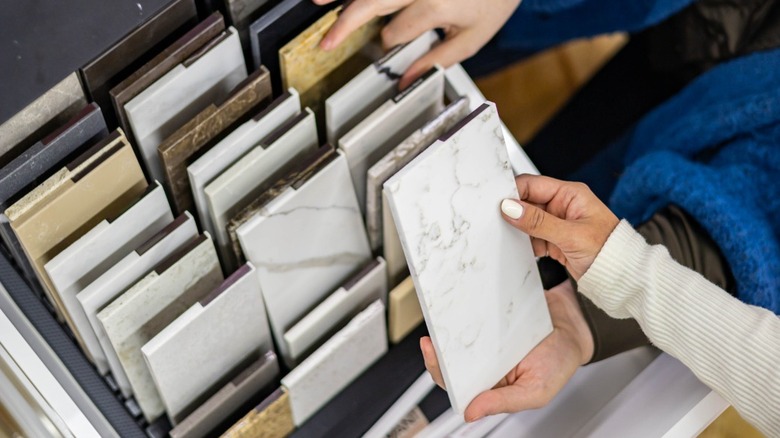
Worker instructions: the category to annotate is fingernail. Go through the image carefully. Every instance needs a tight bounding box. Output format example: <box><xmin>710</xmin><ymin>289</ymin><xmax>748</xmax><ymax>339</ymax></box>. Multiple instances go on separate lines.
<box><xmin>320</xmin><ymin>36</ymin><xmax>333</xmax><ymax>50</ymax></box>
<box><xmin>501</xmin><ymin>199</ymin><xmax>524</xmax><ymax>219</ymax></box>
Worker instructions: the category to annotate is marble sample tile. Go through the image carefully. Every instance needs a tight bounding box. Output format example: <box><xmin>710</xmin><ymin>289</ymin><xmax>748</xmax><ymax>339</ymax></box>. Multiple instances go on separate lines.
<box><xmin>207</xmin><ymin>108</ymin><xmax>318</xmax><ymax>269</ymax></box>
<box><xmin>170</xmin><ymin>350</ymin><xmax>279</xmax><ymax>438</ymax></box>
<box><xmin>279</xmin><ymin>7</ymin><xmax>380</xmax><ymax>121</ymax></box>
<box><xmin>225</xmin><ymin>0</ymin><xmax>269</xmax><ymax>28</ymax></box>
<box><xmin>98</xmin><ymin>234</ymin><xmax>223</xmax><ymax>422</ymax></box>
<box><xmin>282</xmin><ymin>300</ymin><xmax>387</xmax><ymax>426</ymax></box>
<box><xmin>80</xmin><ymin>0</ymin><xmax>197</xmax><ymax>127</ymax></box>
<box><xmin>111</xmin><ymin>13</ymin><xmax>226</xmax><ymax>146</ymax></box>
<box><xmin>189</xmin><ymin>89</ymin><xmax>300</xmax><ymax>241</ymax></box>
<box><xmin>284</xmin><ymin>257</ymin><xmax>387</xmax><ymax>363</ymax></box>
<box><xmin>0</xmin><ymin>73</ymin><xmax>86</xmax><ymax>163</ymax></box>
<box><xmin>388</xmin><ymin>276</ymin><xmax>424</xmax><ymax>344</ymax></box>
<box><xmin>290</xmin><ymin>324</ymin><xmax>427</xmax><ymax>437</ymax></box>
<box><xmin>367</xmin><ymin>96</ymin><xmax>470</xmax><ymax>253</ymax></box>
<box><xmin>339</xmin><ymin>66</ymin><xmax>445</xmax><ymax>215</ymax></box>
<box><xmin>44</xmin><ymin>182</ymin><xmax>172</xmax><ymax>347</ymax></box>
<box><xmin>221</xmin><ymin>388</ymin><xmax>294</xmax><ymax>438</ymax></box>
<box><xmin>125</xmin><ymin>26</ymin><xmax>247</xmax><ymax>184</ymax></box>
<box><xmin>159</xmin><ymin>68</ymin><xmax>272</xmax><ymax>214</ymax></box>
<box><xmin>76</xmin><ymin>213</ymin><xmax>198</xmax><ymax>395</ymax></box>
<box><xmin>6</xmin><ymin>131</ymin><xmax>147</xmax><ymax>346</ymax></box>
<box><xmin>142</xmin><ymin>262</ymin><xmax>273</xmax><ymax>423</ymax></box>
<box><xmin>384</xmin><ymin>103</ymin><xmax>552</xmax><ymax>414</ymax></box>
<box><xmin>248</xmin><ymin>0</ymin><xmax>338</xmax><ymax>92</ymax></box>
<box><xmin>363</xmin><ymin>372</ymin><xmax>435</xmax><ymax>438</ymax></box>
<box><xmin>0</xmin><ymin>103</ymin><xmax>108</xmax><ymax>299</ymax></box>
<box><xmin>325</xmin><ymin>31</ymin><xmax>438</xmax><ymax>145</ymax></box>
<box><xmin>235</xmin><ymin>147</ymin><xmax>372</xmax><ymax>366</ymax></box>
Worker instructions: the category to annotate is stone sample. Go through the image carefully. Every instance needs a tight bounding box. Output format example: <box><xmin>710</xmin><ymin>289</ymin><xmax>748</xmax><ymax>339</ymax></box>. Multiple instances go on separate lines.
<box><xmin>388</xmin><ymin>276</ymin><xmax>424</xmax><ymax>345</ymax></box>
<box><xmin>221</xmin><ymin>388</ymin><xmax>295</xmax><ymax>438</ymax></box>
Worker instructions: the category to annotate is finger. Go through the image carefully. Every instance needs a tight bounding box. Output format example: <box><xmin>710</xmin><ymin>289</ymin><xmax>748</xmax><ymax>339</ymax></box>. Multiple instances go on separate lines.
<box><xmin>500</xmin><ymin>199</ymin><xmax>570</xmax><ymax>245</ymax></box>
<box><xmin>420</xmin><ymin>337</ymin><xmax>446</xmax><ymax>389</ymax></box>
<box><xmin>464</xmin><ymin>385</ymin><xmax>545</xmax><ymax>423</ymax></box>
<box><xmin>399</xmin><ymin>30</ymin><xmax>479</xmax><ymax>89</ymax></box>
<box><xmin>530</xmin><ymin>237</ymin><xmax>548</xmax><ymax>257</ymax></box>
<box><xmin>381</xmin><ymin>1</ymin><xmax>442</xmax><ymax>49</ymax></box>
<box><xmin>320</xmin><ymin>0</ymin><xmax>410</xmax><ymax>50</ymax></box>
<box><xmin>513</xmin><ymin>174</ymin><xmax>571</xmax><ymax>206</ymax></box>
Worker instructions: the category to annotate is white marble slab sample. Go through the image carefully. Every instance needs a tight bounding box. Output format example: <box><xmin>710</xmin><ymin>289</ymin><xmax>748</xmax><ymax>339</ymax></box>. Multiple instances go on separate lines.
<box><xmin>205</xmin><ymin>108</ymin><xmax>318</xmax><ymax>269</ymax></box>
<box><xmin>236</xmin><ymin>150</ymin><xmax>372</xmax><ymax>367</ymax></box>
<box><xmin>98</xmin><ymin>233</ymin><xmax>223</xmax><ymax>422</ymax></box>
<box><xmin>281</xmin><ymin>300</ymin><xmax>387</xmax><ymax>426</ymax></box>
<box><xmin>142</xmin><ymin>262</ymin><xmax>273</xmax><ymax>423</ymax></box>
<box><xmin>283</xmin><ymin>257</ymin><xmax>387</xmax><ymax>363</ymax></box>
<box><xmin>325</xmin><ymin>31</ymin><xmax>438</xmax><ymax>144</ymax></box>
<box><xmin>339</xmin><ymin>65</ymin><xmax>444</xmax><ymax>214</ymax></box>
<box><xmin>384</xmin><ymin>102</ymin><xmax>552</xmax><ymax>414</ymax></box>
<box><xmin>169</xmin><ymin>350</ymin><xmax>280</xmax><ymax>438</ymax></box>
<box><xmin>125</xmin><ymin>27</ymin><xmax>247</xmax><ymax>183</ymax></box>
<box><xmin>367</xmin><ymin>96</ymin><xmax>470</xmax><ymax>254</ymax></box>
<box><xmin>188</xmin><ymin>89</ymin><xmax>301</xmax><ymax>240</ymax></box>
<box><xmin>75</xmin><ymin>213</ymin><xmax>198</xmax><ymax>396</ymax></box>
<box><xmin>45</xmin><ymin>182</ymin><xmax>172</xmax><ymax>344</ymax></box>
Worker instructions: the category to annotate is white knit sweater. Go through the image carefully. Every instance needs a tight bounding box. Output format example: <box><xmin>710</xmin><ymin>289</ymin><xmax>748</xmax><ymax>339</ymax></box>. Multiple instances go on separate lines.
<box><xmin>578</xmin><ymin>221</ymin><xmax>780</xmax><ymax>436</ymax></box>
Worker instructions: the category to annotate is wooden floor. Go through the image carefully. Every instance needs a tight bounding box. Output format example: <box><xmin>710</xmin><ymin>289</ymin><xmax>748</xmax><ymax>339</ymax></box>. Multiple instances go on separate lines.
<box><xmin>476</xmin><ymin>35</ymin><xmax>765</xmax><ymax>438</ymax></box>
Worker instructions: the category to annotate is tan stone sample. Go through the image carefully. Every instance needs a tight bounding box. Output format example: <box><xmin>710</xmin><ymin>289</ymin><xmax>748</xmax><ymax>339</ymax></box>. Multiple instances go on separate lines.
<box><xmin>388</xmin><ymin>276</ymin><xmax>424</xmax><ymax>344</ymax></box>
<box><xmin>221</xmin><ymin>389</ymin><xmax>294</xmax><ymax>438</ymax></box>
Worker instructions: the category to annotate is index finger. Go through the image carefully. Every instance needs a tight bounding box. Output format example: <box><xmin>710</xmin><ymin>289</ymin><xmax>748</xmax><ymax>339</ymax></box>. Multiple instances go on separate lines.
<box><xmin>513</xmin><ymin>174</ymin><xmax>569</xmax><ymax>206</ymax></box>
<box><xmin>319</xmin><ymin>0</ymin><xmax>409</xmax><ymax>50</ymax></box>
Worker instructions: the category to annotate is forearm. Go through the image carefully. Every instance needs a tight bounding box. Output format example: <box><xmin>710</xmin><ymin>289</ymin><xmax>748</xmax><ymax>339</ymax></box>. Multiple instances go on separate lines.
<box><xmin>578</xmin><ymin>221</ymin><xmax>780</xmax><ymax>435</ymax></box>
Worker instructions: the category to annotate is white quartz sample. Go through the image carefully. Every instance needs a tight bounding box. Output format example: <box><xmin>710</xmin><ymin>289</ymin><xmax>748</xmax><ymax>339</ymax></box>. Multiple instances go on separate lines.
<box><xmin>283</xmin><ymin>257</ymin><xmax>387</xmax><ymax>363</ymax></box>
<box><xmin>236</xmin><ymin>152</ymin><xmax>372</xmax><ymax>367</ymax></box>
<box><xmin>75</xmin><ymin>213</ymin><xmax>198</xmax><ymax>397</ymax></box>
<box><xmin>325</xmin><ymin>31</ymin><xmax>438</xmax><ymax>144</ymax></box>
<box><xmin>339</xmin><ymin>66</ymin><xmax>444</xmax><ymax>214</ymax></box>
<box><xmin>142</xmin><ymin>262</ymin><xmax>273</xmax><ymax>423</ymax></box>
<box><xmin>205</xmin><ymin>108</ymin><xmax>318</xmax><ymax>269</ymax></box>
<box><xmin>384</xmin><ymin>102</ymin><xmax>552</xmax><ymax>414</ymax></box>
<box><xmin>45</xmin><ymin>183</ymin><xmax>172</xmax><ymax>347</ymax></box>
<box><xmin>188</xmin><ymin>89</ymin><xmax>301</xmax><ymax>240</ymax></box>
<box><xmin>281</xmin><ymin>300</ymin><xmax>387</xmax><ymax>426</ymax></box>
<box><xmin>98</xmin><ymin>234</ymin><xmax>223</xmax><ymax>422</ymax></box>
<box><xmin>125</xmin><ymin>27</ymin><xmax>247</xmax><ymax>183</ymax></box>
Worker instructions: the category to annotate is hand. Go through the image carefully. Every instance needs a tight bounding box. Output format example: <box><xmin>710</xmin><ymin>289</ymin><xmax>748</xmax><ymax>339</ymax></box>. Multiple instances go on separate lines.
<box><xmin>421</xmin><ymin>280</ymin><xmax>594</xmax><ymax>422</ymax></box>
<box><xmin>500</xmin><ymin>175</ymin><xmax>620</xmax><ymax>281</ymax></box>
<box><xmin>313</xmin><ymin>0</ymin><xmax>522</xmax><ymax>89</ymax></box>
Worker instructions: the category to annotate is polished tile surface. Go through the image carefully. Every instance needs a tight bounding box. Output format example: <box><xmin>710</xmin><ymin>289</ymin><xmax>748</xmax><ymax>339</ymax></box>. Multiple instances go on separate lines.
<box><xmin>188</xmin><ymin>89</ymin><xmax>300</xmax><ymax>243</ymax></box>
<box><xmin>339</xmin><ymin>66</ymin><xmax>444</xmax><ymax>215</ymax></box>
<box><xmin>45</xmin><ymin>183</ymin><xmax>172</xmax><ymax>349</ymax></box>
<box><xmin>388</xmin><ymin>276</ymin><xmax>423</xmax><ymax>345</ymax></box>
<box><xmin>206</xmin><ymin>108</ymin><xmax>317</xmax><ymax>269</ymax></box>
<box><xmin>384</xmin><ymin>103</ymin><xmax>552</xmax><ymax>413</ymax></box>
<box><xmin>284</xmin><ymin>257</ymin><xmax>387</xmax><ymax>363</ymax></box>
<box><xmin>221</xmin><ymin>388</ymin><xmax>294</xmax><ymax>438</ymax></box>
<box><xmin>169</xmin><ymin>350</ymin><xmax>279</xmax><ymax>438</ymax></box>
<box><xmin>282</xmin><ymin>300</ymin><xmax>387</xmax><ymax>426</ymax></box>
<box><xmin>76</xmin><ymin>213</ymin><xmax>198</xmax><ymax>396</ymax></box>
<box><xmin>125</xmin><ymin>26</ymin><xmax>246</xmax><ymax>184</ymax></box>
<box><xmin>159</xmin><ymin>67</ymin><xmax>272</xmax><ymax>214</ymax></box>
<box><xmin>325</xmin><ymin>31</ymin><xmax>438</xmax><ymax>144</ymax></box>
<box><xmin>98</xmin><ymin>234</ymin><xmax>223</xmax><ymax>422</ymax></box>
<box><xmin>366</xmin><ymin>97</ymin><xmax>470</xmax><ymax>253</ymax></box>
<box><xmin>236</xmin><ymin>149</ymin><xmax>372</xmax><ymax>366</ymax></box>
<box><xmin>143</xmin><ymin>262</ymin><xmax>273</xmax><ymax>423</ymax></box>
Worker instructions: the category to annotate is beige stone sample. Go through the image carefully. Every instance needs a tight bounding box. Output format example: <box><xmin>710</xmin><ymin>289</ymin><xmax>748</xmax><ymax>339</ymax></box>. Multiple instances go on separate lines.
<box><xmin>221</xmin><ymin>389</ymin><xmax>294</xmax><ymax>438</ymax></box>
<box><xmin>388</xmin><ymin>276</ymin><xmax>424</xmax><ymax>344</ymax></box>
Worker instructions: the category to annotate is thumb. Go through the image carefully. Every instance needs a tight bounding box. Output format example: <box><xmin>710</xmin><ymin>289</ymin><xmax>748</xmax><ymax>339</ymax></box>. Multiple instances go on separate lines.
<box><xmin>464</xmin><ymin>385</ymin><xmax>541</xmax><ymax>422</ymax></box>
<box><xmin>500</xmin><ymin>199</ymin><xmax>569</xmax><ymax>245</ymax></box>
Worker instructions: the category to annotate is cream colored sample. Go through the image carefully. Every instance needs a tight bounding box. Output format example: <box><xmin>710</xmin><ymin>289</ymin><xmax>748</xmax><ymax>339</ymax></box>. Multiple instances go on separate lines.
<box><xmin>221</xmin><ymin>389</ymin><xmax>294</xmax><ymax>438</ymax></box>
<box><xmin>388</xmin><ymin>276</ymin><xmax>424</xmax><ymax>344</ymax></box>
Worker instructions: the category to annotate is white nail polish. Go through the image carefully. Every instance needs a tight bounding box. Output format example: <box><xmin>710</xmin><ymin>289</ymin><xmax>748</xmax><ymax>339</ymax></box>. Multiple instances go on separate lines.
<box><xmin>501</xmin><ymin>199</ymin><xmax>524</xmax><ymax>219</ymax></box>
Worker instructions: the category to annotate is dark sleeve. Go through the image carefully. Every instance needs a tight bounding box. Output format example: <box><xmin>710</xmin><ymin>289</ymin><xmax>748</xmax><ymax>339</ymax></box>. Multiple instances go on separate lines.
<box><xmin>581</xmin><ymin>204</ymin><xmax>736</xmax><ymax>363</ymax></box>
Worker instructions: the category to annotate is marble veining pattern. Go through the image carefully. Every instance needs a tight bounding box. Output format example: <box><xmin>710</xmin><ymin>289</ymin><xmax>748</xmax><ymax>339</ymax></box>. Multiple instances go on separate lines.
<box><xmin>98</xmin><ymin>235</ymin><xmax>223</xmax><ymax>422</ymax></box>
<box><xmin>236</xmin><ymin>152</ymin><xmax>372</xmax><ymax>366</ymax></box>
<box><xmin>281</xmin><ymin>300</ymin><xmax>387</xmax><ymax>426</ymax></box>
<box><xmin>384</xmin><ymin>103</ymin><xmax>552</xmax><ymax>414</ymax></box>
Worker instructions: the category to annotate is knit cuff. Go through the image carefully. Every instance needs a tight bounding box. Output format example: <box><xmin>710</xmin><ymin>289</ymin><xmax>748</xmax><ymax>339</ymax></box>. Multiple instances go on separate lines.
<box><xmin>577</xmin><ymin>220</ymin><xmax>654</xmax><ymax>319</ymax></box>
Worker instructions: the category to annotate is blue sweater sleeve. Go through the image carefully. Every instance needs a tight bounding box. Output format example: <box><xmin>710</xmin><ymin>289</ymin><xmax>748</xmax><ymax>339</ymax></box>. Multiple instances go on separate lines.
<box><xmin>499</xmin><ymin>0</ymin><xmax>694</xmax><ymax>50</ymax></box>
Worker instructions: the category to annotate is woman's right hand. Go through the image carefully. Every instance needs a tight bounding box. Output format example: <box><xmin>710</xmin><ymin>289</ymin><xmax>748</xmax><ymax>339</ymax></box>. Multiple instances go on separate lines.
<box><xmin>499</xmin><ymin>175</ymin><xmax>621</xmax><ymax>280</ymax></box>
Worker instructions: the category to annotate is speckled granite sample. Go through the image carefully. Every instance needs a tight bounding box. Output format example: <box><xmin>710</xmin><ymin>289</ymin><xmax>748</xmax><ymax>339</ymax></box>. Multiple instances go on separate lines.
<box><xmin>159</xmin><ymin>67</ymin><xmax>272</xmax><ymax>214</ymax></box>
<box><xmin>282</xmin><ymin>300</ymin><xmax>387</xmax><ymax>425</ymax></box>
<box><xmin>98</xmin><ymin>234</ymin><xmax>223</xmax><ymax>422</ymax></box>
<box><xmin>221</xmin><ymin>389</ymin><xmax>295</xmax><ymax>438</ymax></box>
<box><xmin>0</xmin><ymin>73</ymin><xmax>86</xmax><ymax>163</ymax></box>
<box><xmin>110</xmin><ymin>13</ymin><xmax>226</xmax><ymax>146</ymax></box>
<box><xmin>170</xmin><ymin>350</ymin><xmax>279</xmax><ymax>438</ymax></box>
<box><xmin>387</xmin><ymin>277</ymin><xmax>423</xmax><ymax>344</ymax></box>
